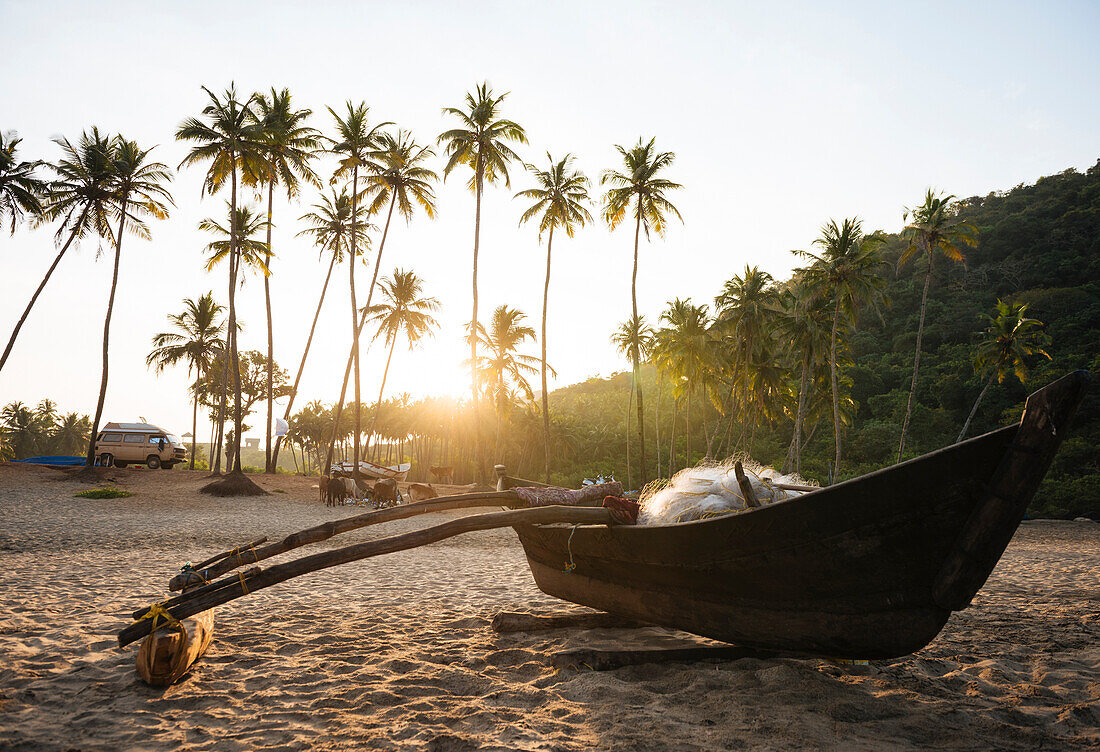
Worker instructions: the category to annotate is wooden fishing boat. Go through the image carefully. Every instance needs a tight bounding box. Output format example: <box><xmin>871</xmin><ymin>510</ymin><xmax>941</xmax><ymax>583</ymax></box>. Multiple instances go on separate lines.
<box><xmin>120</xmin><ymin>372</ymin><xmax>1088</xmax><ymax>669</ymax></box>
<box><xmin>514</xmin><ymin>370</ymin><xmax>1090</xmax><ymax>659</ymax></box>
<box><xmin>331</xmin><ymin>459</ymin><xmax>411</xmax><ymax>481</ymax></box>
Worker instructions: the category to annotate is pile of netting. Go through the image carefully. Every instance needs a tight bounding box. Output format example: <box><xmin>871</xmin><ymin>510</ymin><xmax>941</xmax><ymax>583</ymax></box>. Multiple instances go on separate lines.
<box><xmin>637</xmin><ymin>457</ymin><xmax>818</xmax><ymax>525</ymax></box>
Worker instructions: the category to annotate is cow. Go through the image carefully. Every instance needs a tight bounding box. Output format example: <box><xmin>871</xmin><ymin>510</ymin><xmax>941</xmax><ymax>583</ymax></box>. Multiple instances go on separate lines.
<box><xmin>326</xmin><ymin>476</ymin><xmax>348</xmax><ymax>506</ymax></box>
<box><xmin>408</xmin><ymin>482</ymin><xmax>438</xmax><ymax>501</ymax></box>
<box><xmin>429</xmin><ymin>466</ymin><xmax>454</xmax><ymax>485</ymax></box>
<box><xmin>372</xmin><ymin>478</ymin><xmax>401</xmax><ymax>508</ymax></box>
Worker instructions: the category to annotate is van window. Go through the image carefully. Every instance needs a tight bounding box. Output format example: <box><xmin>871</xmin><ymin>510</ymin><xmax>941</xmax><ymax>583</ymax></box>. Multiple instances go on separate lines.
<box><xmin>124</xmin><ymin>434</ymin><xmax>146</xmax><ymax>443</ymax></box>
<box><xmin>102</xmin><ymin>433</ymin><xmax>123</xmax><ymax>443</ymax></box>
<box><xmin>149</xmin><ymin>435</ymin><xmax>166</xmax><ymax>444</ymax></box>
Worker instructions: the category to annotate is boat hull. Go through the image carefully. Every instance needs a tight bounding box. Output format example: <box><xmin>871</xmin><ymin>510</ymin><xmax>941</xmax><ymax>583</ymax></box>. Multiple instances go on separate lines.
<box><xmin>515</xmin><ymin>371</ymin><xmax>1089</xmax><ymax>659</ymax></box>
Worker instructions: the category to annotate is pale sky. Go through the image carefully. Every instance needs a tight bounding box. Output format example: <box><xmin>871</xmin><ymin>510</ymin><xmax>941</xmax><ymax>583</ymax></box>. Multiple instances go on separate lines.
<box><xmin>1</xmin><ymin>0</ymin><xmax>1097</xmax><ymax>439</ymax></box>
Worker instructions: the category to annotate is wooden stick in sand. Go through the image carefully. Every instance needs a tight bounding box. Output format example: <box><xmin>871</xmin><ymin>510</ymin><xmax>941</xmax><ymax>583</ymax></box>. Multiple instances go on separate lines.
<box><xmin>492</xmin><ymin>611</ymin><xmax>648</xmax><ymax>632</ymax></box>
<box><xmin>550</xmin><ymin>645</ymin><xmax>777</xmax><ymax>671</ymax></box>
<box><xmin>121</xmin><ymin>504</ymin><xmax>618</xmax><ymax>648</ymax></box>
<box><xmin>734</xmin><ymin>461</ymin><xmax>761</xmax><ymax>508</ymax></box>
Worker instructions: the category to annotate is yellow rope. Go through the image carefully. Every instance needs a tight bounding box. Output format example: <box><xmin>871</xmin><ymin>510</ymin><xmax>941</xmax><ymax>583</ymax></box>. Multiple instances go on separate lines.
<box><xmin>238</xmin><ymin>571</ymin><xmax>250</xmax><ymax>595</ymax></box>
<box><xmin>132</xmin><ymin>602</ymin><xmax>182</xmax><ymax>636</ymax></box>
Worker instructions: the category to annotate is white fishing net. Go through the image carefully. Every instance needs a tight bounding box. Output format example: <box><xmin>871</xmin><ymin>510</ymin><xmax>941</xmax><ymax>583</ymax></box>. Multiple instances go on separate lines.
<box><xmin>637</xmin><ymin>456</ymin><xmax>818</xmax><ymax>525</ymax></box>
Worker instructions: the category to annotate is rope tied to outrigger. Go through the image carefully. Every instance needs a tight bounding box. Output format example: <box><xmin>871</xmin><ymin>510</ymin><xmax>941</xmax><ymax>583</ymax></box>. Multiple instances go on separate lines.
<box><xmin>132</xmin><ymin>602</ymin><xmax>183</xmax><ymax>637</ymax></box>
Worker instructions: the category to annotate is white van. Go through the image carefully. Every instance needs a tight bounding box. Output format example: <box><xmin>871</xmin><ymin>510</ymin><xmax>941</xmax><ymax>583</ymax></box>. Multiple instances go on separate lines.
<box><xmin>93</xmin><ymin>422</ymin><xmax>187</xmax><ymax>469</ymax></box>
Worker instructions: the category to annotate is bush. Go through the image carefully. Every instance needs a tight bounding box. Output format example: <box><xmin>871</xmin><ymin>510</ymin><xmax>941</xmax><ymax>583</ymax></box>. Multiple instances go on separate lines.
<box><xmin>74</xmin><ymin>487</ymin><xmax>132</xmax><ymax>499</ymax></box>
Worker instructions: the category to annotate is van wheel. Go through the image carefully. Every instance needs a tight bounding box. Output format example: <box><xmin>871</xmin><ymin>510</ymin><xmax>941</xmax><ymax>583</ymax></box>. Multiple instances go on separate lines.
<box><xmin>146</xmin><ymin>455</ymin><xmax>161</xmax><ymax>470</ymax></box>
<box><xmin>99</xmin><ymin>453</ymin><xmax>113</xmax><ymax>467</ymax></box>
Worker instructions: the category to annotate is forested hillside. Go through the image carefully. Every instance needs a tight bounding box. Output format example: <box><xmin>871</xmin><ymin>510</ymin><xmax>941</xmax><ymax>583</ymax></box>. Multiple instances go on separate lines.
<box><xmin>544</xmin><ymin>161</ymin><xmax>1100</xmax><ymax>517</ymax></box>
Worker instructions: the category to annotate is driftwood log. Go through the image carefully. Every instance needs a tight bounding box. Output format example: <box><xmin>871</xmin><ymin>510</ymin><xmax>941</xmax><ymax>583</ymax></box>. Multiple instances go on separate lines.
<box><xmin>492</xmin><ymin>611</ymin><xmax>647</xmax><ymax>632</ymax></box>
<box><xmin>733</xmin><ymin>461</ymin><xmax>761</xmax><ymax>508</ymax></box>
<box><xmin>549</xmin><ymin>645</ymin><xmax>777</xmax><ymax>671</ymax></box>
<box><xmin>122</xmin><ymin>505</ymin><xmax>619</xmax><ymax>648</ymax></box>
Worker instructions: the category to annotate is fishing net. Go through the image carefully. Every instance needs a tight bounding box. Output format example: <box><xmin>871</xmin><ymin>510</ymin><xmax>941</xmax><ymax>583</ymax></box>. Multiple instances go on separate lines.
<box><xmin>637</xmin><ymin>456</ymin><xmax>817</xmax><ymax>525</ymax></box>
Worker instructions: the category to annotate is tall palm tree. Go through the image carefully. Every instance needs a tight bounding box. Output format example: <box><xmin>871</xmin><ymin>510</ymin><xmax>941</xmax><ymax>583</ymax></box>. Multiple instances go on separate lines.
<box><xmin>198</xmin><ymin>203</ymin><xmax>270</xmax><ymax>471</ymax></box>
<box><xmin>515</xmin><ymin>153</ymin><xmax>592</xmax><ymax>482</ymax></box>
<box><xmin>473</xmin><ymin>305</ymin><xmax>541</xmax><ymax>463</ymax></box>
<box><xmin>322</xmin><ymin>129</ymin><xmax>438</xmax><ymax>472</ymax></box>
<box><xmin>957</xmin><ymin>300</ymin><xmax>1051</xmax><ymax>442</ymax></box>
<box><xmin>1</xmin><ymin>128</ymin><xmax>115</xmax><ymax>374</ymax></box>
<box><xmin>83</xmin><ymin>137</ymin><xmax>173</xmax><ymax>469</ymax></box>
<box><xmin>324</xmin><ymin>101</ymin><xmax>389</xmax><ymax>482</ymax></box>
<box><xmin>601</xmin><ymin>137</ymin><xmax>682</xmax><ymax>485</ymax></box>
<box><xmin>146</xmin><ymin>293</ymin><xmax>227</xmax><ymax>469</ymax></box>
<box><xmin>0</xmin><ymin>130</ymin><xmax>47</xmax><ymax>233</ymax></box>
<box><xmin>439</xmin><ymin>82</ymin><xmax>527</xmax><ymax>483</ymax></box>
<box><xmin>714</xmin><ymin>265</ymin><xmax>779</xmax><ymax>450</ymax></box>
<box><xmin>176</xmin><ymin>84</ymin><xmax>268</xmax><ymax>488</ymax></box>
<box><xmin>362</xmin><ymin>269</ymin><xmax>440</xmax><ymax>457</ymax></box>
<box><xmin>251</xmin><ymin>88</ymin><xmax>321</xmax><ymax>472</ymax></box>
<box><xmin>897</xmin><ymin>190</ymin><xmax>978</xmax><ymax>461</ymax></box>
<box><xmin>610</xmin><ymin>314</ymin><xmax>653</xmax><ymax>487</ymax></box>
<box><xmin>796</xmin><ymin>217</ymin><xmax>887</xmax><ymax>480</ymax></box>
<box><xmin>270</xmin><ymin>189</ymin><xmax>368</xmax><ymax>470</ymax></box>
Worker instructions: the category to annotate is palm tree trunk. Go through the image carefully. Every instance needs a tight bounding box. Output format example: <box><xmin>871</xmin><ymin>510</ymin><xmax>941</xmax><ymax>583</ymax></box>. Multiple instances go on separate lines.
<box><xmin>625</xmin><ymin>374</ymin><xmax>633</xmax><ymax>488</ymax></box>
<box><xmin>654</xmin><ymin>373</ymin><xmax>663</xmax><ymax>478</ymax></box>
<box><xmin>84</xmin><ymin>199</ymin><xmax>128</xmax><ymax>467</ymax></box>
<box><xmin>669</xmin><ymin>397</ymin><xmax>678</xmax><ymax>472</ymax></box>
<box><xmin>631</xmin><ymin>200</ymin><xmax>646</xmax><ymax>486</ymax></box>
<box><xmin>540</xmin><ymin>225</ymin><xmax>554</xmax><ymax>483</ymax></box>
<box><xmin>264</xmin><ymin>181</ymin><xmax>275</xmax><ymax>473</ymax></box>
<box><xmin>227</xmin><ymin>164</ymin><xmax>245</xmax><ymax>475</ymax></box>
<box><xmin>324</xmin><ymin>193</ymin><xmax>397</xmax><ymax>474</ymax></box>
<box><xmin>898</xmin><ymin>254</ymin><xmax>933</xmax><ymax>463</ymax></box>
<box><xmin>784</xmin><ymin>351</ymin><xmax>810</xmax><ymax>475</ymax></box>
<box><xmin>685</xmin><ymin>387</ymin><xmax>691</xmax><ymax>467</ymax></box>
<box><xmin>471</xmin><ymin>158</ymin><xmax>486</xmax><ymax>484</ymax></box>
<box><xmin>350</xmin><ymin>165</ymin><xmax>362</xmax><ymax>483</ymax></box>
<box><xmin>190</xmin><ymin>374</ymin><xmax>199</xmax><ymax>470</ymax></box>
<box><xmin>957</xmin><ymin>372</ymin><xmax>996</xmax><ymax>443</ymax></box>
<box><xmin>829</xmin><ymin>299</ymin><xmax>842</xmax><ymax>482</ymax></box>
<box><xmin>212</xmin><ymin>323</ymin><xmax>231</xmax><ymax>474</ymax></box>
<box><xmin>272</xmin><ymin>247</ymin><xmax>338</xmax><ymax>469</ymax></box>
<box><xmin>1</xmin><ymin>207</ymin><xmax>89</xmax><ymax>374</ymax></box>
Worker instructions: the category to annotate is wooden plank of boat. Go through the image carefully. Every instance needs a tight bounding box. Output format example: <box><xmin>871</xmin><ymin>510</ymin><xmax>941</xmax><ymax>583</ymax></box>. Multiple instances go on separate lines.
<box><xmin>514</xmin><ymin>370</ymin><xmax>1090</xmax><ymax>660</ymax></box>
<box><xmin>135</xmin><ymin>607</ymin><xmax>214</xmax><ymax>686</ymax></box>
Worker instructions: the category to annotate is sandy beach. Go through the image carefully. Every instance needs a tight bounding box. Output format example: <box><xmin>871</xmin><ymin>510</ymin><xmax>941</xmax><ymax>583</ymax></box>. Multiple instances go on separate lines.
<box><xmin>0</xmin><ymin>463</ymin><xmax>1096</xmax><ymax>751</ymax></box>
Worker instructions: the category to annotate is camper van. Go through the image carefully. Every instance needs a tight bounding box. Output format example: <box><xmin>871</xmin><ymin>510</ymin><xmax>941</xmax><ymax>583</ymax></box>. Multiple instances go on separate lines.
<box><xmin>93</xmin><ymin>423</ymin><xmax>187</xmax><ymax>469</ymax></box>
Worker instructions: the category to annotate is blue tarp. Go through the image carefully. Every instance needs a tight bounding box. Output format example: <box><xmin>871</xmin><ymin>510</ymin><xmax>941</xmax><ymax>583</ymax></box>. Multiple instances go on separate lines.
<box><xmin>14</xmin><ymin>456</ymin><xmax>87</xmax><ymax>466</ymax></box>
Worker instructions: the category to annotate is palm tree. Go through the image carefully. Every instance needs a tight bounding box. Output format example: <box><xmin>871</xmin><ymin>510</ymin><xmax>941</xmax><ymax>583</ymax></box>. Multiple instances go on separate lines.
<box><xmin>654</xmin><ymin>299</ymin><xmax>713</xmax><ymax>467</ymax></box>
<box><xmin>778</xmin><ymin>281</ymin><xmax>831</xmax><ymax>475</ymax></box>
<box><xmin>439</xmin><ymin>82</ymin><xmax>527</xmax><ymax>482</ymax></box>
<box><xmin>83</xmin><ymin>137</ymin><xmax>173</xmax><ymax>469</ymax></box>
<box><xmin>610</xmin><ymin>314</ymin><xmax>653</xmax><ymax>487</ymax></box>
<box><xmin>0</xmin><ymin>401</ymin><xmax>47</xmax><ymax>459</ymax></box>
<box><xmin>320</xmin><ymin>129</ymin><xmax>439</xmax><ymax>472</ymax></box>
<box><xmin>324</xmin><ymin>102</ymin><xmax>389</xmax><ymax>482</ymax></box>
<box><xmin>198</xmin><ymin>203</ymin><xmax>270</xmax><ymax>471</ymax></box>
<box><xmin>957</xmin><ymin>300</ymin><xmax>1051</xmax><ymax>442</ymax></box>
<box><xmin>362</xmin><ymin>269</ymin><xmax>440</xmax><ymax>457</ymax></box>
<box><xmin>897</xmin><ymin>190</ymin><xmax>978</xmax><ymax>461</ymax></box>
<box><xmin>270</xmin><ymin>189</ymin><xmax>368</xmax><ymax>470</ymax></box>
<box><xmin>796</xmin><ymin>217</ymin><xmax>887</xmax><ymax>480</ymax></box>
<box><xmin>714</xmin><ymin>265</ymin><xmax>779</xmax><ymax>450</ymax></box>
<box><xmin>176</xmin><ymin>84</ymin><xmax>268</xmax><ymax>489</ymax></box>
<box><xmin>473</xmin><ymin>305</ymin><xmax>541</xmax><ymax>463</ymax></box>
<box><xmin>51</xmin><ymin>412</ymin><xmax>91</xmax><ymax>455</ymax></box>
<box><xmin>251</xmin><ymin>88</ymin><xmax>321</xmax><ymax>472</ymax></box>
<box><xmin>601</xmin><ymin>137</ymin><xmax>682</xmax><ymax>485</ymax></box>
<box><xmin>515</xmin><ymin>153</ymin><xmax>592</xmax><ymax>482</ymax></box>
<box><xmin>0</xmin><ymin>130</ymin><xmax>47</xmax><ymax>233</ymax></box>
<box><xmin>146</xmin><ymin>293</ymin><xmax>227</xmax><ymax>469</ymax></box>
<box><xmin>1</xmin><ymin>128</ymin><xmax>115</xmax><ymax>374</ymax></box>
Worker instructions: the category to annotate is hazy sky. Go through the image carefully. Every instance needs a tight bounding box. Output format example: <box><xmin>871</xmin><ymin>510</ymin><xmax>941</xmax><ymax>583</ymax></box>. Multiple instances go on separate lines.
<box><xmin>1</xmin><ymin>0</ymin><xmax>1097</xmax><ymax>440</ymax></box>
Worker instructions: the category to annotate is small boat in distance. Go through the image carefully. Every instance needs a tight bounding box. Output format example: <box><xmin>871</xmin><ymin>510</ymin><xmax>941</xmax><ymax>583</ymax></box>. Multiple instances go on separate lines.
<box><xmin>331</xmin><ymin>460</ymin><xmax>411</xmax><ymax>482</ymax></box>
<box><xmin>14</xmin><ymin>455</ymin><xmax>86</xmax><ymax>466</ymax></box>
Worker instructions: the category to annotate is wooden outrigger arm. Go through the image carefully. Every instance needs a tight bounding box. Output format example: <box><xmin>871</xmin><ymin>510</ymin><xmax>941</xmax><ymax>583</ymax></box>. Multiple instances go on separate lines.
<box><xmin>122</xmin><ymin>504</ymin><xmax>620</xmax><ymax>648</ymax></box>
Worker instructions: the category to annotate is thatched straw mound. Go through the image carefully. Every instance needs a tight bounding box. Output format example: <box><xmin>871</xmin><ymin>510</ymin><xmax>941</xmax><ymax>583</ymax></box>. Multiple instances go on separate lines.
<box><xmin>199</xmin><ymin>471</ymin><xmax>268</xmax><ymax>497</ymax></box>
